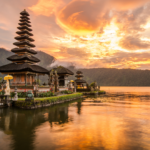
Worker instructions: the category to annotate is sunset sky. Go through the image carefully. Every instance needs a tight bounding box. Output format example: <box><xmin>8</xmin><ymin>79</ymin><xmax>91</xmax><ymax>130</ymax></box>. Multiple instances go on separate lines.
<box><xmin>1</xmin><ymin>0</ymin><xmax>150</xmax><ymax>69</ymax></box>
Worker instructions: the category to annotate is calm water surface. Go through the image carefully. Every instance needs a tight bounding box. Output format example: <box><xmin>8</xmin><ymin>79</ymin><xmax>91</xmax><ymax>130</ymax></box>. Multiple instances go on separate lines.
<box><xmin>1</xmin><ymin>87</ymin><xmax>150</xmax><ymax>150</ymax></box>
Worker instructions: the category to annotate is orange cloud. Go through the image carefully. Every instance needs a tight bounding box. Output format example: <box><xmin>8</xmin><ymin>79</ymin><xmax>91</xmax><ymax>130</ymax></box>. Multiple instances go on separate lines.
<box><xmin>57</xmin><ymin>0</ymin><xmax>110</xmax><ymax>35</ymax></box>
<box><xmin>1</xmin><ymin>0</ymin><xmax>150</xmax><ymax>69</ymax></box>
<box><xmin>111</xmin><ymin>0</ymin><xmax>149</xmax><ymax>10</ymax></box>
<box><xmin>29</xmin><ymin>0</ymin><xmax>64</xmax><ymax>16</ymax></box>
<box><xmin>119</xmin><ymin>36</ymin><xmax>150</xmax><ymax>50</ymax></box>
<box><xmin>57</xmin><ymin>0</ymin><xmax>149</xmax><ymax>35</ymax></box>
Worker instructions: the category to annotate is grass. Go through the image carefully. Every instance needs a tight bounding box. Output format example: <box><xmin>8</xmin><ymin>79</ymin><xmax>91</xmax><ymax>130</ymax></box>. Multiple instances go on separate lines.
<box><xmin>98</xmin><ymin>91</ymin><xmax>106</xmax><ymax>94</ymax></box>
<box><xmin>17</xmin><ymin>93</ymin><xmax>83</xmax><ymax>102</ymax></box>
<box><xmin>82</xmin><ymin>90</ymin><xmax>106</xmax><ymax>94</ymax></box>
<box><xmin>15</xmin><ymin>93</ymin><xmax>83</xmax><ymax>108</ymax></box>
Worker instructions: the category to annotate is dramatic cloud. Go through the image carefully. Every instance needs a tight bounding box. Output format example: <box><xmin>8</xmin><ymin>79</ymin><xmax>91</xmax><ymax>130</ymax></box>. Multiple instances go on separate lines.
<box><xmin>57</xmin><ymin>0</ymin><xmax>150</xmax><ymax>35</ymax></box>
<box><xmin>57</xmin><ymin>0</ymin><xmax>110</xmax><ymax>34</ymax></box>
<box><xmin>119</xmin><ymin>36</ymin><xmax>150</xmax><ymax>50</ymax></box>
<box><xmin>110</xmin><ymin>0</ymin><xmax>150</xmax><ymax>10</ymax></box>
<box><xmin>0</xmin><ymin>0</ymin><xmax>150</xmax><ymax>69</ymax></box>
<box><xmin>29</xmin><ymin>0</ymin><xmax>65</xmax><ymax>16</ymax></box>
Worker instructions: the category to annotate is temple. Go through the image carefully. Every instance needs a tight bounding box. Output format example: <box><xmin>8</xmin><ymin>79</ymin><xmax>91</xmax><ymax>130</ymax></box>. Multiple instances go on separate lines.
<box><xmin>50</xmin><ymin>66</ymin><xmax>74</xmax><ymax>88</ymax></box>
<box><xmin>0</xmin><ymin>10</ymin><xmax>49</xmax><ymax>87</ymax></box>
<box><xmin>0</xmin><ymin>10</ymin><xmax>77</xmax><ymax>93</ymax></box>
<box><xmin>75</xmin><ymin>71</ymin><xmax>86</xmax><ymax>88</ymax></box>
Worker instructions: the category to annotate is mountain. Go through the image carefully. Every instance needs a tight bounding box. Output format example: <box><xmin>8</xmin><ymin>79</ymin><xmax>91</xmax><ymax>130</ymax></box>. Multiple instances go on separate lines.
<box><xmin>68</xmin><ymin>67</ymin><xmax>150</xmax><ymax>86</ymax></box>
<box><xmin>1</xmin><ymin>48</ymin><xmax>150</xmax><ymax>86</ymax></box>
<box><xmin>0</xmin><ymin>48</ymin><xmax>56</xmax><ymax>68</ymax></box>
<box><xmin>36</xmin><ymin>51</ymin><xmax>56</xmax><ymax>68</ymax></box>
<box><xmin>0</xmin><ymin>48</ymin><xmax>13</xmax><ymax>66</ymax></box>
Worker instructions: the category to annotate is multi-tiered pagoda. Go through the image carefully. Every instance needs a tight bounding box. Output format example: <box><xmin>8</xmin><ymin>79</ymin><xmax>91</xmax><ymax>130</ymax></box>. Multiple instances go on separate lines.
<box><xmin>0</xmin><ymin>10</ymin><xmax>49</xmax><ymax>86</ymax></box>
<box><xmin>75</xmin><ymin>71</ymin><xmax>86</xmax><ymax>88</ymax></box>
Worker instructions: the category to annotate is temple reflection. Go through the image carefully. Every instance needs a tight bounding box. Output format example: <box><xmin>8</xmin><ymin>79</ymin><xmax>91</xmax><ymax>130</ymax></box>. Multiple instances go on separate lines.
<box><xmin>77</xmin><ymin>101</ymin><xmax>82</xmax><ymax>114</ymax></box>
<box><xmin>1</xmin><ymin>96</ymin><xmax>149</xmax><ymax>150</ymax></box>
<box><xmin>0</xmin><ymin>100</ymin><xmax>79</xmax><ymax>150</ymax></box>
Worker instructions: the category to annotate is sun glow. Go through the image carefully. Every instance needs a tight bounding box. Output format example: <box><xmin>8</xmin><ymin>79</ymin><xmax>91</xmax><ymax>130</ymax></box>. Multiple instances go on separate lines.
<box><xmin>52</xmin><ymin>20</ymin><xmax>125</xmax><ymax>62</ymax></box>
<box><xmin>142</xmin><ymin>21</ymin><xmax>150</xmax><ymax>29</ymax></box>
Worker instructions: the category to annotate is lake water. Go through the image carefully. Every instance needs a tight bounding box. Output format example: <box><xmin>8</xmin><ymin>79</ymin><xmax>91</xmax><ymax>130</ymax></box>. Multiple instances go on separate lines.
<box><xmin>1</xmin><ymin>87</ymin><xmax>150</xmax><ymax>150</ymax></box>
<box><xmin>101</xmin><ymin>86</ymin><xmax>150</xmax><ymax>94</ymax></box>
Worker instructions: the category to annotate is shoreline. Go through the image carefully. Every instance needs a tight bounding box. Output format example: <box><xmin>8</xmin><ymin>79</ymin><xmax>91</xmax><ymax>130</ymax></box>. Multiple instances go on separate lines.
<box><xmin>82</xmin><ymin>91</ymin><xmax>106</xmax><ymax>95</ymax></box>
<box><xmin>14</xmin><ymin>93</ymin><xmax>83</xmax><ymax>110</ymax></box>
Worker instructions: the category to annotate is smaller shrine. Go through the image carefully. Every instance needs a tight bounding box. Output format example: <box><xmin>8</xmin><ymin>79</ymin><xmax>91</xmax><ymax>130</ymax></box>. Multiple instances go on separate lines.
<box><xmin>49</xmin><ymin>66</ymin><xmax>74</xmax><ymax>91</ymax></box>
<box><xmin>75</xmin><ymin>71</ymin><xmax>86</xmax><ymax>88</ymax></box>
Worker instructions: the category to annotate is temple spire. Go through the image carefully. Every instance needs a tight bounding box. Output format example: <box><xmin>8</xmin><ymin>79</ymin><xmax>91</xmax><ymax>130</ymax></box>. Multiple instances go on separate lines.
<box><xmin>75</xmin><ymin>71</ymin><xmax>86</xmax><ymax>88</ymax></box>
<box><xmin>7</xmin><ymin>10</ymin><xmax>40</xmax><ymax>64</ymax></box>
<box><xmin>0</xmin><ymin>10</ymin><xmax>49</xmax><ymax>84</ymax></box>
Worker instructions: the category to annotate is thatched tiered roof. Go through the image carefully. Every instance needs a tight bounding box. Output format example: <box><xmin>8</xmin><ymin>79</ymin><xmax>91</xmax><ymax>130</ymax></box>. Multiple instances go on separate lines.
<box><xmin>7</xmin><ymin>54</ymin><xmax>40</xmax><ymax>63</ymax></box>
<box><xmin>75</xmin><ymin>70</ymin><xmax>86</xmax><ymax>83</ymax></box>
<box><xmin>0</xmin><ymin>63</ymin><xmax>48</xmax><ymax>74</ymax></box>
<box><xmin>50</xmin><ymin>66</ymin><xmax>74</xmax><ymax>75</ymax></box>
<box><xmin>11</xmin><ymin>47</ymin><xmax>37</xmax><ymax>54</ymax></box>
<box><xmin>74</xmin><ymin>79</ymin><xmax>86</xmax><ymax>83</ymax></box>
<box><xmin>0</xmin><ymin>10</ymin><xmax>49</xmax><ymax>74</ymax></box>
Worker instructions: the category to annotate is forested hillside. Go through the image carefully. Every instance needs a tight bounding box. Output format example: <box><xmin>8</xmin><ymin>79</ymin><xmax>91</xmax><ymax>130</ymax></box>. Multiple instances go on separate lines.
<box><xmin>0</xmin><ymin>48</ymin><xmax>12</xmax><ymax>66</ymax></box>
<box><xmin>0</xmin><ymin>48</ymin><xmax>56</xmax><ymax>68</ymax></box>
<box><xmin>1</xmin><ymin>48</ymin><xmax>150</xmax><ymax>86</ymax></box>
<box><xmin>66</xmin><ymin>67</ymin><xmax>150</xmax><ymax>86</ymax></box>
<box><xmin>36</xmin><ymin>51</ymin><xmax>56</xmax><ymax>68</ymax></box>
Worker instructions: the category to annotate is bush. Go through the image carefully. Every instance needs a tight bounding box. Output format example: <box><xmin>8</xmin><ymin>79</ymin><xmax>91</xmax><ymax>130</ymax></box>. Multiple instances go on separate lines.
<box><xmin>61</xmin><ymin>90</ymin><xmax>73</xmax><ymax>94</ymax></box>
<box><xmin>0</xmin><ymin>90</ymin><xmax>5</xmax><ymax>95</ymax></box>
<box><xmin>15</xmin><ymin>91</ymin><xmax>54</xmax><ymax>98</ymax></box>
<box><xmin>38</xmin><ymin>91</ymin><xmax>54</xmax><ymax>97</ymax></box>
<box><xmin>90</xmin><ymin>82</ymin><xmax>95</xmax><ymax>87</ymax></box>
<box><xmin>18</xmin><ymin>92</ymin><xmax>27</xmax><ymax>98</ymax></box>
<box><xmin>41</xmin><ymin>93</ymin><xmax>83</xmax><ymax>102</ymax></box>
<box><xmin>98</xmin><ymin>91</ymin><xmax>106</xmax><ymax>94</ymax></box>
<box><xmin>11</xmin><ymin>92</ymin><xmax>15</xmax><ymax>97</ymax></box>
<box><xmin>16</xmin><ymin>93</ymin><xmax>83</xmax><ymax>108</ymax></box>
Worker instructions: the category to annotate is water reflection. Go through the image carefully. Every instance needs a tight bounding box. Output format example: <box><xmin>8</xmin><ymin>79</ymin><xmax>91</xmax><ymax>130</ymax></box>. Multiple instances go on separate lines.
<box><xmin>0</xmin><ymin>100</ymin><xmax>79</xmax><ymax>150</ymax></box>
<box><xmin>77</xmin><ymin>101</ymin><xmax>82</xmax><ymax>114</ymax></box>
<box><xmin>1</xmin><ymin>95</ymin><xmax>150</xmax><ymax>150</ymax></box>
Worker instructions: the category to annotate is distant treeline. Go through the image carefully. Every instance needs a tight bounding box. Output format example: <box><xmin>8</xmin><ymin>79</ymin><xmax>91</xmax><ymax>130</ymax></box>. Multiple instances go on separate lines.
<box><xmin>1</xmin><ymin>48</ymin><xmax>150</xmax><ymax>86</ymax></box>
<box><xmin>67</xmin><ymin>67</ymin><xmax>150</xmax><ymax>86</ymax></box>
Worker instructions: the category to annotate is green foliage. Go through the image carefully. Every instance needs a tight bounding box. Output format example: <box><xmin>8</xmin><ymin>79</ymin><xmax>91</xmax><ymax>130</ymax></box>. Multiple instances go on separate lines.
<box><xmin>16</xmin><ymin>93</ymin><xmax>83</xmax><ymax>108</ymax></box>
<box><xmin>77</xmin><ymin>68</ymin><xmax>150</xmax><ymax>86</ymax></box>
<box><xmin>61</xmin><ymin>90</ymin><xmax>73</xmax><ymax>94</ymax></box>
<box><xmin>68</xmin><ymin>67</ymin><xmax>150</xmax><ymax>86</ymax></box>
<box><xmin>0</xmin><ymin>90</ymin><xmax>5</xmax><ymax>95</ymax></box>
<box><xmin>90</xmin><ymin>82</ymin><xmax>95</xmax><ymax>87</ymax></box>
<box><xmin>18</xmin><ymin>92</ymin><xmax>27</xmax><ymax>98</ymax></box>
<box><xmin>38</xmin><ymin>93</ymin><xmax>82</xmax><ymax>102</ymax></box>
<box><xmin>38</xmin><ymin>91</ymin><xmax>54</xmax><ymax>97</ymax></box>
<box><xmin>11</xmin><ymin>92</ymin><xmax>15</xmax><ymax>97</ymax></box>
<box><xmin>98</xmin><ymin>91</ymin><xmax>106</xmax><ymax>94</ymax></box>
